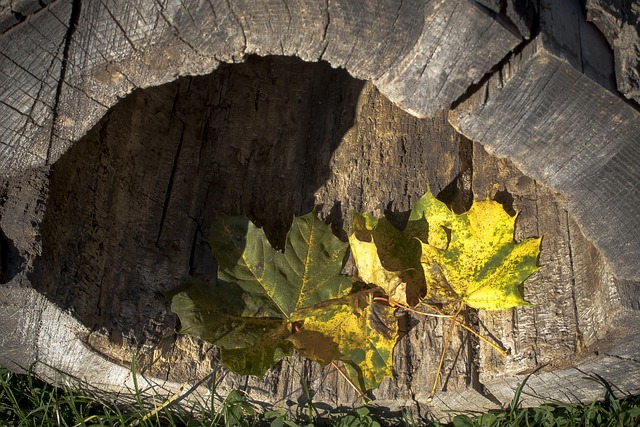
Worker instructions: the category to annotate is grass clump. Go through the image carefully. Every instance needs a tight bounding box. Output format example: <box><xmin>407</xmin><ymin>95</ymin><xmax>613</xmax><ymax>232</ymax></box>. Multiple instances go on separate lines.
<box><xmin>439</xmin><ymin>396</ymin><xmax>640</xmax><ymax>427</ymax></box>
<box><xmin>0</xmin><ymin>364</ymin><xmax>258</xmax><ymax>426</ymax></box>
<box><xmin>435</xmin><ymin>374</ymin><xmax>640</xmax><ymax>427</ymax></box>
<box><xmin>1</xmin><ymin>364</ymin><xmax>639</xmax><ymax>426</ymax></box>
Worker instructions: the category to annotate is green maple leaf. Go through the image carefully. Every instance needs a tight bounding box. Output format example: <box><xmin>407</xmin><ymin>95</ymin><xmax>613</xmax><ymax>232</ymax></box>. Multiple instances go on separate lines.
<box><xmin>290</xmin><ymin>290</ymin><xmax>398</xmax><ymax>392</ymax></box>
<box><xmin>418</xmin><ymin>190</ymin><xmax>541</xmax><ymax>310</ymax></box>
<box><xmin>210</xmin><ymin>212</ymin><xmax>352</xmax><ymax>316</ymax></box>
<box><xmin>167</xmin><ymin>278</ymin><xmax>294</xmax><ymax>376</ymax></box>
<box><xmin>168</xmin><ymin>211</ymin><xmax>352</xmax><ymax>376</ymax></box>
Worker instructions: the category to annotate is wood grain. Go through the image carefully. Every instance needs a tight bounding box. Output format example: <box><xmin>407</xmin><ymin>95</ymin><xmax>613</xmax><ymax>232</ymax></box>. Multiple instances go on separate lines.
<box><xmin>0</xmin><ymin>0</ymin><xmax>521</xmax><ymax>172</ymax></box>
<box><xmin>373</xmin><ymin>0</ymin><xmax>521</xmax><ymax>118</ymax></box>
<box><xmin>586</xmin><ymin>0</ymin><xmax>640</xmax><ymax>104</ymax></box>
<box><xmin>1</xmin><ymin>55</ymin><xmax>631</xmax><ymax>421</ymax></box>
<box><xmin>1</xmin><ymin>0</ymin><xmax>639</xmax><ymax>421</ymax></box>
<box><xmin>450</xmin><ymin>39</ymin><xmax>640</xmax><ymax>284</ymax></box>
<box><xmin>475</xmin><ymin>0</ymin><xmax>535</xmax><ymax>40</ymax></box>
<box><xmin>0</xmin><ymin>1</ymin><xmax>70</xmax><ymax>169</ymax></box>
<box><xmin>0</xmin><ymin>0</ymin><xmax>48</xmax><ymax>33</ymax></box>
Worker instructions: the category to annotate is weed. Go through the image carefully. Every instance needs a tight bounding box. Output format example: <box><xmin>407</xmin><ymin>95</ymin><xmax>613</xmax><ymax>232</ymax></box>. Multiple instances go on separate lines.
<box><xmin>431</xmin><ymin>374</ymin><xmax>640</xmax><ymax>427</ymax></box>
<box><xmin>1</xmin><ymin>363</ymin><xmax>639</xmax><ymax>426</ymax></box>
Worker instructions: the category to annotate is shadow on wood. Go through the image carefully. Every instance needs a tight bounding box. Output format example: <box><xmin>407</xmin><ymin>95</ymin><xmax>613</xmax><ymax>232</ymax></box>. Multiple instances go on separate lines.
<box><xmin>16</xmin><ymin>52</ymin><xmax>631</xmax><ymax>420</ymax></box>
<box><xmin>31</xmin><ymin>55</ymin><xmax>364</xmax><ymax>350</ymax></box>
<box><xmin>1</xmin><ymin>1</ymin><xmax>639</xmax><ymax>420</ymax></box>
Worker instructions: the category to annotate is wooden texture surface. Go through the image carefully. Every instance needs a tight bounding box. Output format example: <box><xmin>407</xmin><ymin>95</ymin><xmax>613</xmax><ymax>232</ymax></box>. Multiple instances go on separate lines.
<box><xmin>450</xmin><ymin>37</ymin><xmax>640</xmax><ymax>284</ymax></box>
<box><xmin>475</xmin><ymin>0</ymin><xmax>536</xmax><ymax>39</ymax></box>
<box><xmin>2</xmin><ymin>55</ymin><xmax>638</xmax><ymax>421</ymax></box>
<box><xmin>0</xmin><ymin>0</ymin><xmax>69</xmax><ymax>169</ymax></box>
<box><xmin>538</xmin><ymin>0</ymin><xmax>616</xmax><ymax>92</ymax></box>
<box><xmin>371</xmin><ymin>0</ymin><xmax>521</xmax><ymax>118</ymax></box>
<box><xmin>0</xmin><ymin>0</ymin><xmax>520</xmax><ymax>173</ymax></box>
<box><xmin>0</xmin><ymin>0</ymin><xmax>48</xmax><ymax>33</ymax></box>
<box><xmin>1</xmin><ymin>0</ymin><xmax>640</xmax><ymax>422</ymax></box>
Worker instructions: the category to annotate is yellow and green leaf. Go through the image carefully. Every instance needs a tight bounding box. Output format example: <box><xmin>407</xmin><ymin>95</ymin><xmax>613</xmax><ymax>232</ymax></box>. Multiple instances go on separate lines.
<box><xmin>168</xmin><ymin>211</ymin><xmax>354</xmax><ymax>376</ymax></box>
<box><xmin>418</xmin><ymin>191</ymin><xmax>541</xmax><ymax>310</ymax></box>
<box><xmin>407</xmin><ymin>187</ymin><xmax>456</xmax><ymax>249</ymax></box>
<box><xmin>348</xmin><ymin>213</ymin><xmax>425</xmax><ymax>306</ymax></box>
<box><xmin>290</xmin><ymin>290</ymin><xmax>398</xmax><ymax>392</ymax></box>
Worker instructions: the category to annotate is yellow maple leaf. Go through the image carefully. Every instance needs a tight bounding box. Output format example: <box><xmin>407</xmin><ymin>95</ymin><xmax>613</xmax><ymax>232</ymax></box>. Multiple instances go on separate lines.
<box><xmin>419</xmin><ymin>191</ymin><xmax>541</xmax><ymax>310</ymax></box>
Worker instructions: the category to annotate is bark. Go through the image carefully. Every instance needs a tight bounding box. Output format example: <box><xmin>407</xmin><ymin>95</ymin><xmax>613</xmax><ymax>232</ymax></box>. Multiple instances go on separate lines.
<box><xmin>586</xmin><ymin>0</ymin><xmax>640</xmax><ymax>104</ymax></box>
<box><xmin>475</xmin><ymin>0</ymin><xmax>536</xmax><ymax>39</ymax></box>
<box><xmin>0</xmin><ymin>0</ymin><xmax>639</xmax><ymax>422</ymax></box>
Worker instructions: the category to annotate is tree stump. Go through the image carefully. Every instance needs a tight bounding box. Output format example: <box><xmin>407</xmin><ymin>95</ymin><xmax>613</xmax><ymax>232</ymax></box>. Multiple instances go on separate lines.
<box><xmin>1</xmin><ymin>0</ymin><xmax>639</xmax><ymax>422</ymax></box>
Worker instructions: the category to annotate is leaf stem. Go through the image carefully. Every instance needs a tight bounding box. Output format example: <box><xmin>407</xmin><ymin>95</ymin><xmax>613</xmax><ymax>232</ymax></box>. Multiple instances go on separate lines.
<box><xmin>379</xmin><ymin>298</ymin><xmax>509</xmax><ymax>356</ymax></box>
<box><xmin>427</xmin><ymin>303</ymin><xmax>462</xmax><ymax>402</ymax></box>
<box><xmin>453</xmin><ymin>318</ymin><xmax>509</xmax><ymax>357</ymax></box>
<box><xmin>331</xmin><ymin>361</ymin><xmax>370</xmax><ymax>404</ymax></box>
<box><xmin>375</xmin><ymin>297</ymin><xmax>453</xmax><ymax>318</ymax></box>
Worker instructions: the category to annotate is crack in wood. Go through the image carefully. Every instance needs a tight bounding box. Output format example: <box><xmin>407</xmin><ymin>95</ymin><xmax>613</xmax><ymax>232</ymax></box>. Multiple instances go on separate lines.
<box><xmin>156</xmin><ymin>120</ymin><xmax>185</xmax><ymax>247</ymax></box>
<box><xmin>47</xmin><ymin>0</ymin><xmax>81</xmax><ymax>164</ymax></box>
<box><xmin>0</xmin><ymin>39</ymin><xmax>58</xmax><ymax>158</ymax></box>
<box><xmin>565</xmin><ymin>210</ymin><xmax>584</xmax><ymax>353</ymax></box>
<box><xmin>603</xmin><ymin>353</ymin><xmax>640</xmax><ymax>366</ymax></box>
<box><xmin>318</xmin><ymin>0</ymin><xmax>330</xmax><ymax>60</ymax></box>
<box><xmin>187</xmin><ymin>215</ymin><xmax>201</xmax><ymax>277</ymax></box>
<box><xmin>224</xmin><ymin>0</ymin><xmax>247</xmax><ymax>60</ymax></box>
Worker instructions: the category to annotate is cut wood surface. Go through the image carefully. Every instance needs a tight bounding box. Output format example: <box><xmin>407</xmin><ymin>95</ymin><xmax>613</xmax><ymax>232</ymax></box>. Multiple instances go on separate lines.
<box><xmin>0</xmin><ymin>0</ymin><xmax>48</xmax><ymax>33</ymax></box>
<box><xmin>0</xmin><ymin>0</ymin><xmax>520</xmax><ymax>173</ymax></box>
<box><xmin>0</xmin><ymin>0</ymin><xmax>639</xmax><ymax>422</ymax></box>
<box><xmin>475</xmin><ymin>0</ymin><xmax>535</xmax><ymax>40</ymax></box>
